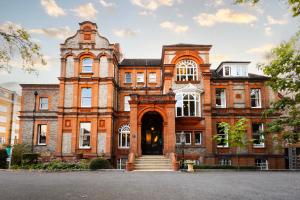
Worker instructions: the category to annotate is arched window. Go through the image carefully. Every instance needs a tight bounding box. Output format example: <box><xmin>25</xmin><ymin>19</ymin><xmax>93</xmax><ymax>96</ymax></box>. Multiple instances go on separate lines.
<box><xmin>176</xmin><ymin>59</ymin><xmax>198</xmax><ymax>81</ymax></box>
<box><xmin>82</xmin><ymin>58</ymin><xmax>93</xmax><ymax>73</ymax></box>
<box><xmin>118</xmin><ymin>124</ymin><xmax>130</xmax><ymax>148</ymax></box>
<box><xmin>176</xmin><ymin>92</ymin><xmax>200</xmax><ymax>117</ymax></box>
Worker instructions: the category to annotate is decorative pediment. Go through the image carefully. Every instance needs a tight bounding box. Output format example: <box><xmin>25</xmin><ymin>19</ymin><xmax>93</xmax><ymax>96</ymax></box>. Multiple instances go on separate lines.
<box><xmin>173</xmin><ymin>83</ymin><xmax>203</xmax><ymax>93</ymax></box>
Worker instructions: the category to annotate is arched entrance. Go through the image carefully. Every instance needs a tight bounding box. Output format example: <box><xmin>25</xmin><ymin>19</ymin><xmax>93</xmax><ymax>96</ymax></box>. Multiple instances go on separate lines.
<box><xmin>141</xmin><ymin>112</ymin><xmax>163</xmax><ymax>155</ymax></box>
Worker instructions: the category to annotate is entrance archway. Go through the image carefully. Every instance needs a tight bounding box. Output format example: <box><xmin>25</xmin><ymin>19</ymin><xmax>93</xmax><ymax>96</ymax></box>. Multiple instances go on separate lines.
<box><xmin>141</xmin><ymin>112</ymin><xmax>163</xmax><ymax>155</ymax></box>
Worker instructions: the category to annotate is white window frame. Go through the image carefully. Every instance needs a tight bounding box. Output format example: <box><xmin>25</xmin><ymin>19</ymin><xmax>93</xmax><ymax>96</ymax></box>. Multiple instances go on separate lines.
<box><xmin>117</xmin><ymin>158</ymin><xmax>128</xmax><ymax>170</ymax></box>
<box><xmin>149</xmin><ymin>72</ymin><xmax>156</xmax><ymax>83</ymax></box>
<box><xmin>252</xmin><ymin>123</ymin><xmax>265</xmax><ymax>148</ymax></box>
<box><xmin>176</xmin><ymin>92</ymin><xmax>200</xmax><ymax>117</ymax></box>
<box><xmin>0</xmin><ymin>137</ymin><xmax>5</xmax><ymax>144</ymax></box>
<box><xmin>79</xmin><ymin>122</ymin><xmax>91</xmax><ymax>149</ymax></box>
<box><xmin>82</xmin><ymin>58</ymin><xmax>93</xmax><ymax>73</ymax></box>
<box><xmin>37</xmin><ymin>124</ymin><xmax>47</xmax><ymax>145</ymax></box>
<box><xmin>137</xmin><ymin>73</ymin><xmax>144</xmax><ymax>83</ymax></box>
<box><xmin>216</xmin><ymin>88</ymin><xmax>226</xmax><ymax>108</ymax></box>
<box><xmin>224</xmin><ymin>66</ymin><xmax>231</xmax><ymax>76</ymax></box>
<box><xmin>219</xmin><ymin>158</ymin><xmax>232</xmax><ymax>166</ymax></box>
<box><xmin>81</xmin><ymin>88</ymin><xmax>92</xmax><ymax>107</ymax></box>
<box><xmin>39</xmin><ymin>97</ymin><xmax>48</xmax><ymax>110</ymax></box>
<box><xmin>175</xmin><ymin>131</ymin><xmax>192</xmax><ymax>145</ymax></box>
<box><xmin>124</xmin><ymin>96</ymin><xmax>131</xmax><ymax>111</ymax></box>
<box><xmin>176</xmin><ymin>60</ymin><xmax>198</xmax><ymax>81</ymax></box>
<box><xmin>216</xmin><ymin>123</ymin><xmax>229</xmax><ymax>148</ymax></box>
<box><xmin>125</xmin><ymin>72</ymin><xmax>132</xmax><ymax>83</ymax></box>
<box><xmin>195</xmin><ymin>132</ymin><xmax>202</xmax><ymax>145</ymax></box>
<box><xmin>255</xmin><ymin>159</ymin><xmax>268</xmax><ymax>170</ymax></box>
<box><xmin>250</xmin><ymin>89</ymin><xmax>262</xmax><ymax>108</ymax></box>
<box><xmin>118</xmin><ymin>124</ymin><xmax>130</xmax><ymax>148</ymax></box>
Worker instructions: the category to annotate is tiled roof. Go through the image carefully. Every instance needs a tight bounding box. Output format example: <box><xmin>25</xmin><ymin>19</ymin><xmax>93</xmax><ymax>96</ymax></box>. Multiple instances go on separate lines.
<box><xmin>119</xmin><ymin>59</ymin><xmax>161</xmax><ymax>66</ymax></box>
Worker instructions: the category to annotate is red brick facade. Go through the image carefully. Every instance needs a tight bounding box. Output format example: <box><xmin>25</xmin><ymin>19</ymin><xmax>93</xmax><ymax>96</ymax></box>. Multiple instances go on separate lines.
<box><xmin>19</xmin><ymin>21</ymin><xmax>285</xmax><ymax>170</ymax></box>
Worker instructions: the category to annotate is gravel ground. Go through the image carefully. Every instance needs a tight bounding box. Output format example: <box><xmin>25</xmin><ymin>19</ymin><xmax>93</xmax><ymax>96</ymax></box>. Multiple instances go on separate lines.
<box><xmin>0</xmin><ymin>171</ymin><xmax>299</xmax><ymax>200</ymax></box>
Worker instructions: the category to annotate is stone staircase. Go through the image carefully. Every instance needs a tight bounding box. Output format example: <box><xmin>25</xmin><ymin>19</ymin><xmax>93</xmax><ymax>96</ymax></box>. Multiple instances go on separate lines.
<box><xmin>133</xmin><ymin>155</ymin><xmax>173</xmax><ymax>171</ymax></box>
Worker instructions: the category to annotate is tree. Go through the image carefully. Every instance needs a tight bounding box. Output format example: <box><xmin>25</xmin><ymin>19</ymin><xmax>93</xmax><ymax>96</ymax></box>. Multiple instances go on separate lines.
<box><xmin>213</xmin><ymin>118</ymin><xmax>249</xmax><ymax>169</ymax></box>
<box><xmin>261</xmin><ymin>31</ymin><xmax>300</xmax><ymax>145</ymax></box>
<box><xmin>0</xmin><ymin>22</ymin><xmax>46</xmax><ymax>73</ymax></box>
<box><xmin>235</xmin><ymin>0</ymin><xmax>300</xmax><ymax>17</ymax></box>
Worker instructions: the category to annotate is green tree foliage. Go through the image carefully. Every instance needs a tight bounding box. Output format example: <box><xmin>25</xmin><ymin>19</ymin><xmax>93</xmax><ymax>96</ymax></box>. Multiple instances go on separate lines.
<box><xmin>213</xmin><ymin>118</ymin><xmax>249</xmax><ymax>168</ymax></box>
<box><xmin>261</xmin><ymin>31</ymin><xmax>300</xmax><ymax>145</ymax></box>
<box><xmin>0</xmin><ymin>23</ymin><xmax>46</xmax><ymax>73</ymax></box>
<box><xmin>235</xmin><ymin>0</ymin><xmax>300</xmax><ymax>17</ymax></box>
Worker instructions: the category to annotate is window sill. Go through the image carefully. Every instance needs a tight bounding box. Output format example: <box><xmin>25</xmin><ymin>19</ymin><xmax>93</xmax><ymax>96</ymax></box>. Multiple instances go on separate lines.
<box><xmin>80</xmin><ymin>72</ymin><xmax>94</xmax><ymax>75</ymax></box>
<box><xmin>79</xmin><ymin>147</ymin><xmax>91</xmax><ymax>150</ymax></box>
<box><xmin>217</xmin><ymin>146</ymin><xmax>229</xmax><ymax>148</ymax></box>
<box><xmin>175</xmin><ymin>81</ymin><xmax>200</xmax><ymax>84</ymax></box>
<box><xmin>118</xmin><ymin>147</ymin><xmax>130</xmax><ymax>149</ymax></box>
<box><xmin>37</xmin><ymin>144</ymin><xmax>47</xmax><ymax>146</ymax></box>
<box><xmin>216</xmin><ymin>106</ymin><xmax>226</xmax><ymax>109</ymax></box>
<box><xmin>251</xmin><ymin>107</ymin><xmax>262</xmax><ymax>109</ymax></box>
<box><xmin>253</xmin><ymin>145</ymin><xmax>265</xmax><ymax>148</ymax></box>
<box><xmin>124</xmin><ymin>82</ymin><xmax>132</xmax><ymax>84</ymax></box>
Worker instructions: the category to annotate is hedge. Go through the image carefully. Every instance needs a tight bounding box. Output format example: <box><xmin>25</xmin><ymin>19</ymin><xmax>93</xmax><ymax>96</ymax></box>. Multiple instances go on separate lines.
<box><xmin>0</xmin><ymin>149</ymin><xmax>8</xmax><ymax>169</ymax></box>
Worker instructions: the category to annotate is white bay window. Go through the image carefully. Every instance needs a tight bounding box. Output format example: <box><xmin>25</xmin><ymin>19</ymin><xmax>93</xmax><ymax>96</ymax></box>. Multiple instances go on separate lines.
<box><xmin>176</xmin><ymin>92</ymin><xmax>200</xmax><ymax>117</ymax></box>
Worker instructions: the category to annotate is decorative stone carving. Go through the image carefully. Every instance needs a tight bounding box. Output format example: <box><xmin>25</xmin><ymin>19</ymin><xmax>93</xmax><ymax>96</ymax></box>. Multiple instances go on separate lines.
<box><xmin>63</xmin><ymin>33</ymin><xmax>80</xmax><ymax>49</ymax></box>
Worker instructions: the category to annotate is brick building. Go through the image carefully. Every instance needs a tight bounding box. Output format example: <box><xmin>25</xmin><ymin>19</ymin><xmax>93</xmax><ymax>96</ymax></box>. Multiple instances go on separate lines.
<box><xmin>19</xmin><ymin>21</ymin><xmax>286</xmax><ymax>170</ymax></box>
<box><xmin>0</xmin><ymin>86</ymin><xmax>20</xmax><ymax>147</ymax></box>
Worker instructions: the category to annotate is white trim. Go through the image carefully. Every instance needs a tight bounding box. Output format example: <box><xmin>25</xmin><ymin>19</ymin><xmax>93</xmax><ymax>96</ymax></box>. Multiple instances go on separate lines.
<box><xmin>37</xmin><ymin>124</ymin><xmax>47</xmax><ymax>146</ymax></box>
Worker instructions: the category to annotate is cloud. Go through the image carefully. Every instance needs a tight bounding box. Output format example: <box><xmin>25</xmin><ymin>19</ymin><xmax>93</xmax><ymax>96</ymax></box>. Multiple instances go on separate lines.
<box><xmin>193</xmin><ymin>9</ymin><xmax>257</xmax><ymax>27</ymax></box>
<box><xmin>139</xmin><ymin>10</ymin><xmax>155</xmax><ymax>16</ymax></box>
<box><xmin>267</xmin><ymin>16</ymin><xmax>288</xmax><ymax>25</ymax></box>
<box><xmin>72</xmin><ymin>3</ymin><xmax>98</xmax><ymax>20</ymax></box>
<box><xmin>0</xmin><ymin>21</ymin><xmax>22</xmax><ymax>32</ymax></box>
<box><xmin>99</xmin><ymin>0</ymin><xmax>116</xmax><ymax>8</ymax></box>
<box><xmin>160</xmin><ymin>21</ymin><xmax>188</xmax><ymax>34</ymax></box>
<box><xmin>29</xmin><ymin>26</ymin><xmax>73</xmax><ymax>40</ymax></box>
<box><xmin>131</xmin><ymin>0</ymin><xmax>178</xmax><ymax>11</ymax></box>
<box><xmin>113</xmin><ymin>28</ymin><xmax>140</xmax><ymax>37</ymax></box>
<box><xmin>247</xmin><ymin>44</ymin><xmax>275</xmax><ymax>54</ymax></box>
<box><xmin>264</xmin><ymin>27</ymin><xmax>272</xmax><ymax>36</ymax></box>
<box><xmin>40</xmin><ymin>0</ymin><xmax>66</xmax><ymax>17</ymax></box>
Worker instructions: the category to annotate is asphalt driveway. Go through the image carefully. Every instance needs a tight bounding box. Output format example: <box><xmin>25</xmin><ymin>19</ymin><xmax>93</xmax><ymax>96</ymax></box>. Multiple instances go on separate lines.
<box><xmin>0</xmin><ymin>171</ymin><xmax>299</xmax><ymax>200</ymax></box>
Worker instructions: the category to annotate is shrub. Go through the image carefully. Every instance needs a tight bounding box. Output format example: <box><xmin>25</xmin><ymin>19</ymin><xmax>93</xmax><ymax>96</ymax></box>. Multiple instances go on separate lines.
<box><xmin>22</xmin><ymin>153</ymin><xmax>40</xmax><ymax>165</ymax></box>
<box><xmin>89</xmin><ymin>158</ymin><xmax>112</xmax><ymax>170</ymax></box>
<box><xmin>0</xmin><ymin>149</ymin><xmax>8</xmax><ymax>169</ymax></box>
<box><xmin>11</xmin><ymin>144</ymin><xmax>30</xmax><ymax>166</ymax></box>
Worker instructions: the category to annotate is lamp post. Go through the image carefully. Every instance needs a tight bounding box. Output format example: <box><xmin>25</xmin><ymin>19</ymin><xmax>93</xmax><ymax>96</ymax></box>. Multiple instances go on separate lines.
<box><xmin>31</xmin><ymin>91</ymin><xmax>38</xmax><ymax>153</ymax></box>
<box><xmin>181</xmin><ymin>132</ymin><xmax>185</xmax><ymax>169</ymax></box>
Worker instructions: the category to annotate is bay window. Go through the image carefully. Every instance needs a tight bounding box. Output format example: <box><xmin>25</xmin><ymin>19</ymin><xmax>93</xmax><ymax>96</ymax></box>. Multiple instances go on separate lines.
<box><xmin>176</xmin><ymin>92</ymin><xmax>200</xmax><ymax>117</ymax></box>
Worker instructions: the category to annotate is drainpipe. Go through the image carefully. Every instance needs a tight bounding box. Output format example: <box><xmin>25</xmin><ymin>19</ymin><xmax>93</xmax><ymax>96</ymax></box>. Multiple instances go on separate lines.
<box><xmin>31</xmin><ymin>91</ymin><xmax>38</xmax><ymax>153</ymax></box>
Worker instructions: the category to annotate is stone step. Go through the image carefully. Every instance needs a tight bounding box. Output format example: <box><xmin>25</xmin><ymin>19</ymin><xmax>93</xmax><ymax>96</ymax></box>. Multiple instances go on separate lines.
<box><xmin>134</xmin><ymin>166</ymin><xmax>173</xmax><ymax>170</ymax></box>
<box><xmin>135</xmin><ymin>161</ymin><xmax>171</xmax><ymax>164</ymax></box>
<box><xmin>135</xmin><ymin>160</ymin><xmax>171</xmax><ymax>163</ymax></box>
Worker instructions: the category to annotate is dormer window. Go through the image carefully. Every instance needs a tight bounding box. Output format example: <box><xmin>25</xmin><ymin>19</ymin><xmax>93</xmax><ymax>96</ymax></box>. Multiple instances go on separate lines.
<box><xmin>220</xmin><ymin>63</ymin><xmax>249</xmax><ymax>77</ymax></box>
<box><xmin>82</xmin><ymin>58</ymin><xmax>93</xmax><ymax>73</ymax></box>
<box><xmin>224</xmin><ymin>66</ymin><xmax>231</xmax><ymax>76</ymax></box>
<box><xmin>176</xmin><ymin>60</ymin><xmax>198</xmax><ymax>81</ymax></box>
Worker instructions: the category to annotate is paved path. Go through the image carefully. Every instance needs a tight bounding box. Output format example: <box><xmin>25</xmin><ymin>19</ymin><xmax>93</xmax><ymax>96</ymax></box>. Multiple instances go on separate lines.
<box><xmin>0</xmin><ymin>171</ymin><xmax>299</xmax><ymax>200</ymax></box>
